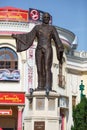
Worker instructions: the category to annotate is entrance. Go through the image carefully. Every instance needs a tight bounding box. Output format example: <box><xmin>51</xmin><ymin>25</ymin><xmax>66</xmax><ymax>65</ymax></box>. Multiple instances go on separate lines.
<box><xmin>0</xmin><ymin>117</ymin><xmax>16</xmax><ymax>130</ymax></box>
<box><xmin>0</xmin><ymin>106</ymin><xmax>18</xmax><ymax>130</ymax></box>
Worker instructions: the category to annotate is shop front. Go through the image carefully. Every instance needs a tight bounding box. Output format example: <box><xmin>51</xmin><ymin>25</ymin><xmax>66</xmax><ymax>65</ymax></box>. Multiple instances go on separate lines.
<box><xmin>0</xmin><ymin>92</ymin><xmax>25</xmax><ymax>130</ymax></box>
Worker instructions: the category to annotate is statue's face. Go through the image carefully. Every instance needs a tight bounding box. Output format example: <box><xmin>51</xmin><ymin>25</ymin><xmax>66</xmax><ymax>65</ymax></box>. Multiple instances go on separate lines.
<box><xmin>43</xmin><ymin>13</ymin><xmax>50</xmax><ymax>24</ymax></box>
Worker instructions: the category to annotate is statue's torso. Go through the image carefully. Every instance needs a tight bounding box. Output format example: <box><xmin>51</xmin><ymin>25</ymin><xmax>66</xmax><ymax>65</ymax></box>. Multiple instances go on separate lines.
<box><xmin>35</xmin><ymin>24</ymin><xmax>54</xmax><ymax>49</ymax></box>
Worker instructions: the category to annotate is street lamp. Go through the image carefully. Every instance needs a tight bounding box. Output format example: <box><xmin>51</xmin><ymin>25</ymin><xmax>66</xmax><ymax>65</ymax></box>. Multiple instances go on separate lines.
<box><xmin>79</xmin><ymin>80</ymin><xmax>85</xmax><ymax>100</ymax></box>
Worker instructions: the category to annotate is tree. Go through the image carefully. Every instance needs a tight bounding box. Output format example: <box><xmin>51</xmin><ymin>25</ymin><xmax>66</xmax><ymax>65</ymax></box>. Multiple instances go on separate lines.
<box><xmin>71</xmin><ymin>96</ymin><xmax>87</xmax><ymax>130</ymax></box>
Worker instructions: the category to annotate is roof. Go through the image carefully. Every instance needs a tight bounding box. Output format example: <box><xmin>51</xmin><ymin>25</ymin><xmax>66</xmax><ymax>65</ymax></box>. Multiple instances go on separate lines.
<box><xmin>0</xmin><ymin>6</ymin><xmax>27</xmax><ymax>12</ymax></box>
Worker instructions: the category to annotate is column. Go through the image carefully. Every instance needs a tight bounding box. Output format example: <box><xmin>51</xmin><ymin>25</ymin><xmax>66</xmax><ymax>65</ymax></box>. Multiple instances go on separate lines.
<box><xmin>61</xmin><ymin>114</ymin><xmax>65</xmax><ymax>130</ymax></box>
<box><xmin>17</xmin><ymin>106</ymin><xmax>23</xmax><ymax>130</ymax></box>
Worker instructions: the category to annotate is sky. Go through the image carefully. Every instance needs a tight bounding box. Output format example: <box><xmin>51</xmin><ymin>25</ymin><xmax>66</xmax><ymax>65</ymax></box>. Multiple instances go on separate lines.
<box><xmin>0</xmin><ymin>0</ymin><xmax>87</xmax><ymax>51</ymax></box>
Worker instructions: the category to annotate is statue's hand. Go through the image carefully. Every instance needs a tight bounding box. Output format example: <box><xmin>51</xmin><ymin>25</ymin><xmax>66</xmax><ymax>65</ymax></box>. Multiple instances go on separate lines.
<box><xmin>57</xmin><ymin>47</ymin><xmax>64</xmax><ymax>64</ymax></box>
<box><xmin>11</xmin><ymin>34</ymin><xmax>17</xmax><ymax>39</ymax></box>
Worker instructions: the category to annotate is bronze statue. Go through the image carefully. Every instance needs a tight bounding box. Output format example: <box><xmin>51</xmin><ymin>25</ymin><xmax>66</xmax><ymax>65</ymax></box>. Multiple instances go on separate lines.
<box><xmin>12</xmin><ymin>12</ymin><xmax>64</xmax><ymax>91</ymax></box>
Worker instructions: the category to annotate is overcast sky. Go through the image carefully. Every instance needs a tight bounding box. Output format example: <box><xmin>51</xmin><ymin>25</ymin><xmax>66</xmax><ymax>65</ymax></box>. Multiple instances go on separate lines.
<box><xmin>0</xmin><ymin>0</ymin><xmax>87</xmax><ymax>51</ymax></box>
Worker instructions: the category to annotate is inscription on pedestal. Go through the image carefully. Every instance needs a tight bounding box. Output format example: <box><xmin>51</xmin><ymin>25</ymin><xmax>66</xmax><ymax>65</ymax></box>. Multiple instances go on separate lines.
<box><xmin>48</xmin><ymin>98</ymin><xmax>55</xmax><ymax>110</ymax></box>
<box><xmin>36</xmin><ymin>98</ymin><xmax>45</xmax><ymax>110</ymax></box>
<box><xmin>34</xmin><ymin>121</ymin><xmax>45</xmax><ymax>130</ymax></box>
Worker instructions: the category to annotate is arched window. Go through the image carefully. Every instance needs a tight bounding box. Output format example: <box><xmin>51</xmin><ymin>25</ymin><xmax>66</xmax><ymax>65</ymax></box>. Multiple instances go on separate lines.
<box><xmin>0</xmin><ymin>47</ymin><xmax>18</xmax><ymax>70</ymax></box>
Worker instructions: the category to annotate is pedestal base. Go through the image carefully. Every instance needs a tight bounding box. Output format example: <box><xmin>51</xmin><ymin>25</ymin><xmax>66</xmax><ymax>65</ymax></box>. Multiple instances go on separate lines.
<box><xmin>25</xmin><ymin>91</ymin><xmax>60</xmax><ymax>130</ymax></box>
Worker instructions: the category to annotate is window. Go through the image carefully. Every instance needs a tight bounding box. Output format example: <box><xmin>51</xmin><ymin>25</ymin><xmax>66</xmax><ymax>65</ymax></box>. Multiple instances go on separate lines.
<box><xmin>0</xmin><ymin>47</ymin><xmax>18</xmax><ymax>70</ymax></box>
<box><xmin>58</xmin><ymin>75</ymin><xmax>65</xmax><ymax>88</ymax></box>
<box><xmin>72</xmin><ymin>96</ymin><xmax>76</xmax><ymax>107</ymax></box>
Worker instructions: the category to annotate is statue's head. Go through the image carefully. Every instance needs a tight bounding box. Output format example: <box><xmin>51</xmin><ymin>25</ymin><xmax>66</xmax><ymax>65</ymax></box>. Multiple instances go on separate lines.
<box><xmin>42</xmin><ymin>12</ymin><xmax>50</xmax><ymax>24</ymax></box>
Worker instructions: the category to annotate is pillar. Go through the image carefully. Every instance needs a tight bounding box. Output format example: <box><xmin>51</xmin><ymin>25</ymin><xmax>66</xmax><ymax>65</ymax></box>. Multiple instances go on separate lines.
<box><xmin>17</xmin><ymin>106</ymin><xmax>23</xmax><ymax>130</ymax></box>
<box><xmin>61</xmin><ymin>114</ymin><xmax>64</xmax><ymax>130</ymax></box>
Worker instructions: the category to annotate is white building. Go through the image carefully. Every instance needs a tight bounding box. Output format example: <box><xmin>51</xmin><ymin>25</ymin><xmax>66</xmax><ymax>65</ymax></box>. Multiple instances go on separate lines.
<box><xmin>0</xmin><ymin>6</ymin><xmax>86</xmax><ymax>130</ymax></box>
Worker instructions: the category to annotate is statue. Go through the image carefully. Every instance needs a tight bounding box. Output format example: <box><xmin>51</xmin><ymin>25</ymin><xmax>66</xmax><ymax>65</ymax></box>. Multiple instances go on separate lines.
<box><xmin>12</xmin><ymin>12</ymin><xmax>64</xmax><ymax>91</ymax></box>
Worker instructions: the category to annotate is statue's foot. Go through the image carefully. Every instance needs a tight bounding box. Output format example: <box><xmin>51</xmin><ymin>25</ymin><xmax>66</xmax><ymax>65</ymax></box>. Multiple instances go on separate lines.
<box><xmin>45</xmin><ymin>86</ymin><xmax>52</xmax><ymax>91</ymax></box>
<box><xmin>37</xmin><ymin>86</ymin><xmax>45</xmax><ymax>91</ymax></box>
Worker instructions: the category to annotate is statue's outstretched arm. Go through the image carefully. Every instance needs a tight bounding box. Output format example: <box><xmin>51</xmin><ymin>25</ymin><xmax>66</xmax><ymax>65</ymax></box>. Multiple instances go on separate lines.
<box><xmin>11</xmin><ymin>26</ymin><xmax>36</xmax><ymax>52</ymax></box>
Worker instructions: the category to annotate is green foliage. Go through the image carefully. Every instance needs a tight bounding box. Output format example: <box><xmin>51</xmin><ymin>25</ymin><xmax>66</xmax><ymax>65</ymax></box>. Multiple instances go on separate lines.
<box><xmin>71</xmin><ymin>97</ymin><xmax>87</xmax><ymax>130</ymax></box>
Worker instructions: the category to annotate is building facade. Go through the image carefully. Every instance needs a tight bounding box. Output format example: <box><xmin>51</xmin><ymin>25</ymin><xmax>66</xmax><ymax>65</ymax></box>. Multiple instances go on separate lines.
<box><xmin>0</xmin><ymin>6</ymin><xmax>86</xmax><ymax>130</ymax></box>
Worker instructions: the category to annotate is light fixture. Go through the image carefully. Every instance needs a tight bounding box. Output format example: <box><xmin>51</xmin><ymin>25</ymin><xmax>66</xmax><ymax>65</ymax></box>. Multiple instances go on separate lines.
<box><xmin>29</xmin><ymin>88</ymin><xmax>34</xmax><ymax>96</ymax></box>
<box><xmin>46</xmin><ymin>88</ymin><xmax>49</xmax><ymax>96</ymax></box>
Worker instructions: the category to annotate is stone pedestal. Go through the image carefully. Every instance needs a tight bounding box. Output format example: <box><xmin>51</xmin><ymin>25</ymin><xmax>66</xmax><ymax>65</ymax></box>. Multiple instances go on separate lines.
<box><xmin>25</xmin><ymin>91</ymin><xmax>60</xmax><ymax>130</ymax></box>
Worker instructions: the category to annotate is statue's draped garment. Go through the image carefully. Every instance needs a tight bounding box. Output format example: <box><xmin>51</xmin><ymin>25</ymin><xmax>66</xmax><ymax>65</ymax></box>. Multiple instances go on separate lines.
<box><xmin>15</xmin><ymin>28</ymin><xmax>36</xmax><ymax>52</ymax></box>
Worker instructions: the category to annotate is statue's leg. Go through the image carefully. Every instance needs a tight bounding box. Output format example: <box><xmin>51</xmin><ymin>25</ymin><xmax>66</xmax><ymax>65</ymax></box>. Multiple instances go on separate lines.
<box><xmin>41</xmin><ymin>57</ymin><xmax>46</xmax><ymax>89</ymax></box>
<box><xmin>45</xmin><ymin>47</ymin><xmax>53</xmax><ymax>91</ymax></box>
<box><xmin>35</xmin><ymin>48</ymin><xmax>44</xmax><ymax>90</ymax></box>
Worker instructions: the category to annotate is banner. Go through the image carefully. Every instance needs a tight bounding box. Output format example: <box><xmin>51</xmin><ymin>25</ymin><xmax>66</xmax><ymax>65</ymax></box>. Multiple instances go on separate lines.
<box><xmin>29</xmin><ymin>8</ymin><xmax>52</xmax><ymax>24</ymax></box>
<box><xmin>0</xmin><ymin>92</ymin><xmax>25</xmax><ymax>105</ymax></box>
<box><xmin>27</xmin><ymin>46</ymin><xmax>35</xmax><ymax>90</ymax></box>
<box><xmin>0</xmin><ymin>109</ymin><xmax>12</xmax><ymax>116</ymax></box>
<box><xmin>0</xmin><ymin>10</ymin><xmax>28</xmax><ymax>22</ymax></box>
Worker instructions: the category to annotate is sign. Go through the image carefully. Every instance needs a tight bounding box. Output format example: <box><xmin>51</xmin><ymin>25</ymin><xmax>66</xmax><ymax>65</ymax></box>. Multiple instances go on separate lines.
<box><xmin>0</xmin><ymin>109</ymin><xmax>12</xmax><ymax>116</ymax></box>
<box><xmin>0</xmin><ymin>92</ymin><xmax>25</xmax><ymax>105</ymax></box>
<box><xmin>34</xmin><ymin>121</ymin><xmax>45</xmax><ymax>130</ymax></box>
<box><xmin>0</xmin><ymin>10</ymin><xmax>28</xmax><ymax>22</ymax></box>
<box><xmin>29</xmin><ymin>8</ymin><xmax>52</xmax><ymax>24</ymax></box>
